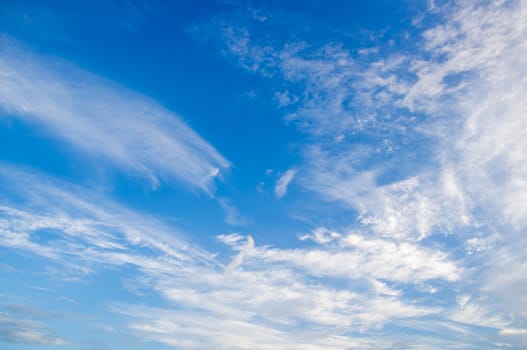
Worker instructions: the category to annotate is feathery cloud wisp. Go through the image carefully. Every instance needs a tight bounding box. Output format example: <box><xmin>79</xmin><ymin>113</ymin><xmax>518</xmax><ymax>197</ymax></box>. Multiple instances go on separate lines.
<box><xmin>0</xmin><ymin>39</ymin><xmax>229</xmax><ymax>193</ymax></box>
<box><xmin>274</xmin><ymin>169</ymin><xmax>296</xmax><ymax>198</ymax></box>
<box><xmin>218</xmin><ymin>197</ymin><xmax>252</xmax><ymax>226</ymax></box>
<box><xmin>0</xmin><ymin>166</ymin><xmax>465</xmax><ymax>349</ymax></box>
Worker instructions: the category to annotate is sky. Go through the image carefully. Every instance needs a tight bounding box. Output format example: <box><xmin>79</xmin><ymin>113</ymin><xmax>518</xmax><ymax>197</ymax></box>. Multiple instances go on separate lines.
<box><xmin>0</xmin><ymin>0</ymin><xmax>526</xmax><ymax>349</ymax></box>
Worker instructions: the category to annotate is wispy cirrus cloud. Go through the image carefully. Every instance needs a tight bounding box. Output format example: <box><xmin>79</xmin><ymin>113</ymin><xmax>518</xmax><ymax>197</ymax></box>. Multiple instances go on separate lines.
<box><xmin>111</xmin><ymin>303</ymin><xmax>390</xmax><ymax>350</ymax></box>
<box><xmin>274</xmin><ymin>168</ymin><xmax>296</xmax><ymax>198</ymax></box>
<box><xmin>209</xmin><ymin>0</ymin><xmax>527</xmax><ymax>239</ymax></box>
<box><xmin>0</xmin><ymin>165</ymin><xmax>212</xmax><ymax>279</ymax></box>
<box><xmin>218</xmin><ymin>197</ymin><xmax>252</xmax><ymax>226</ymax></box>
<box><xmin>0</xmin><ymin>314</ymin><xmax>65</xmax><ymax>345</ymax></box>
<box><xmin>1</xmin><ymin>1</ymin><xmax>526</xmax><ymax>347</ymax></box>
<box><xmin>0</xmin><ymin>38</ymin><xmax>229</xmax><ymax>193</ymax></box>
<box><xmin>223</xmin><ymin>231</ymin><xmax>460</xmax><ymax>283</ymax></box>
<box><xmin>197</xmin><ymin>0</ymin><xmax>527</xmax><ymax>347</ymax></box>
<box><xmin>112</xmin><ymin>230</ymin><xmax>451</xmax><ymax>349</ymax></box>
<box><xmin>0</xmin><ymin>165</ymin><xmax>474</xmax><ymax>349</ymax></box>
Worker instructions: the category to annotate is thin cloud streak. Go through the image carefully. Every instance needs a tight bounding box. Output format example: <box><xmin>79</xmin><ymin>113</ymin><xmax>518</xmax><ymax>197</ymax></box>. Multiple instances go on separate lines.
<box><xmin>274</xmin><ymin>169</ymin><xmax>296</xmax><ymax>198</ymax></box>
<box><xmin>0</xmin><ymin>39</ymin><xmax>229</xmax><ymax>193</ymax></box>
<box><xmin>0</xmin><ymin>314</ymin><xmax>65</xmax><ymax>345</ymax></box>
<box><xmin>0</xmin><ymin>165</ymin><xmax>212</xmax><ymax>275</ymax></box>
<box><xmin>218</xmin><ymin>197</ymin><xmax>252</xmax><ymax>226</ymax></box>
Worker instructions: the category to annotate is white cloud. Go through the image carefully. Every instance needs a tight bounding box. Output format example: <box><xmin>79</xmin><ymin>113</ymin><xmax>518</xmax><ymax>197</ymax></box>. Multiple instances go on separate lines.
<box><xmin>448</xmin><ymin>294</ymin><xmax>508</xmax><ymax>329</ymax></box>
<box><xmin>105</xmin><ymin>230</ymin><xmax>452</xmax><ymax>349</ymax></box>
<box><xmin>500</xmin><ymin>328</ymin><xmax>527</xmax><ymax>336</ymax></box>
<box><xmin>0</xmin><ymin>39</ymin><xmax>229</xmax><ymax>193</ymax></box>
<box><xmin>1</xmin><ymin>165</ymin><xmax>520</xmax><ymax>349</ymax></box>
<box><xmin>274</xmin><ymin>169</ymin><xmax>296</xmax><ymax>198</ymax></box>
<box><xmin>213</xmin><ymin>0</ymin><xmax>527</xmax><ymax>235</ymax></box>
<box><xmin>0</xmin><ymin>165</ymin><xmax>211</xmax><ymax>279</ymax></box>
<box><xmin>212</xmin><ymin>0</ymin><xmax>527</xmax><ymax>242</ymax></box>
<box><xmin>482</xmin><ymin>240</ymin><xmax>527</xmax><ymax>327</ymax></box>
<box><xmin>465</xmin><ymin>234</ymin><xmax>500</xmax><ymax>255</ymax></box>
<box><xmin>218</xmin><ymin>197</ymin><xmax>251</xmax><ymax>226</ymax></box>
<box><xmin>115</xmin><ymin>263</ymin><xmax>439</xmax><ymax>348</ymax></box>
<box><xmin>225</xmin><ymin>231</ymin><xmax>460</xmax><ymax>283</ymax></box>
<box><xmin>0</xmin><ymin>166</ymin><xmax>457</xmax><ymax>348</ymax></box>
<box><xmin>299</xmin><ymin>227</ymin><xmax>341</xmax><ymax>244</ymax></box>
<box><xmin>205</xmin><ymin>0</ymin><xmax>527</xmax><ymax>343</ymax></box>
<box><xmin>217</xmin><ymin>232</ymin><xmax>246</xmax><ymax>246</ymax></box>
<box><xmin>0</xmin><ymin>314</ymin><xmax>65</xmax><ymax>345</ymax></box>
<box><xmin>111</xmin><ymin>304</ymin><xmax>392</xmax><ymax>350</ymax></box>
<box><xmin>2</xmin><ymin>1</ymin><xmax>527</xmax><ymax>347</ymax></box>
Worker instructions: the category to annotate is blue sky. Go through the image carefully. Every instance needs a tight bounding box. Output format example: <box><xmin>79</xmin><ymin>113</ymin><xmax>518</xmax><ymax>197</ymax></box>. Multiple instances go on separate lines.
<box><xmin>0</xmin><ymin>0</ymin><xmax>526</xmax><ymax>349</ymax></box>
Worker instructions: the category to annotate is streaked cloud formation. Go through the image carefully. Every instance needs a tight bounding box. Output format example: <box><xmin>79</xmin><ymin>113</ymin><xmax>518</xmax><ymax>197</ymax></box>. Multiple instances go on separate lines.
<box><xmin>274</xmin><ymin>168</ymin><xmax>296</xmax><ymax>198</ymax></box>
<box><xmin>0</xmin><ymin>313</ymin><xmax>64</xmax><ymax>345</ymax></box>
<box><xmin>218</xmin><ymin>197</ymin><xmax>251</xmax><ymax>226</ymax></box>
<box><xmin>206</xmin><ymin>0</ymin><xmax>527</xmax><ymax>347</ymax></box>
<box><xmin>1</xmin><ymin>0</ymin><xmax>526</xmax><ymax>349</ymax></box>
<box><xmin>0</xmin><ymin>39</ymin><xmax>229</xmax><ymax>193</ymax></box>
<box><xmin>0</xmin><ymin>165</ymin><xmax>459</xmax><ymax>348</ymax></box>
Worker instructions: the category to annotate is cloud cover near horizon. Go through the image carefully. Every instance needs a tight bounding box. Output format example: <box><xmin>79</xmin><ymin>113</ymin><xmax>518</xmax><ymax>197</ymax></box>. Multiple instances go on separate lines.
<box><xmin>1</xmin><ymin>0</ymin><xmax>527</xmax><ymax>349</ymax></box>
